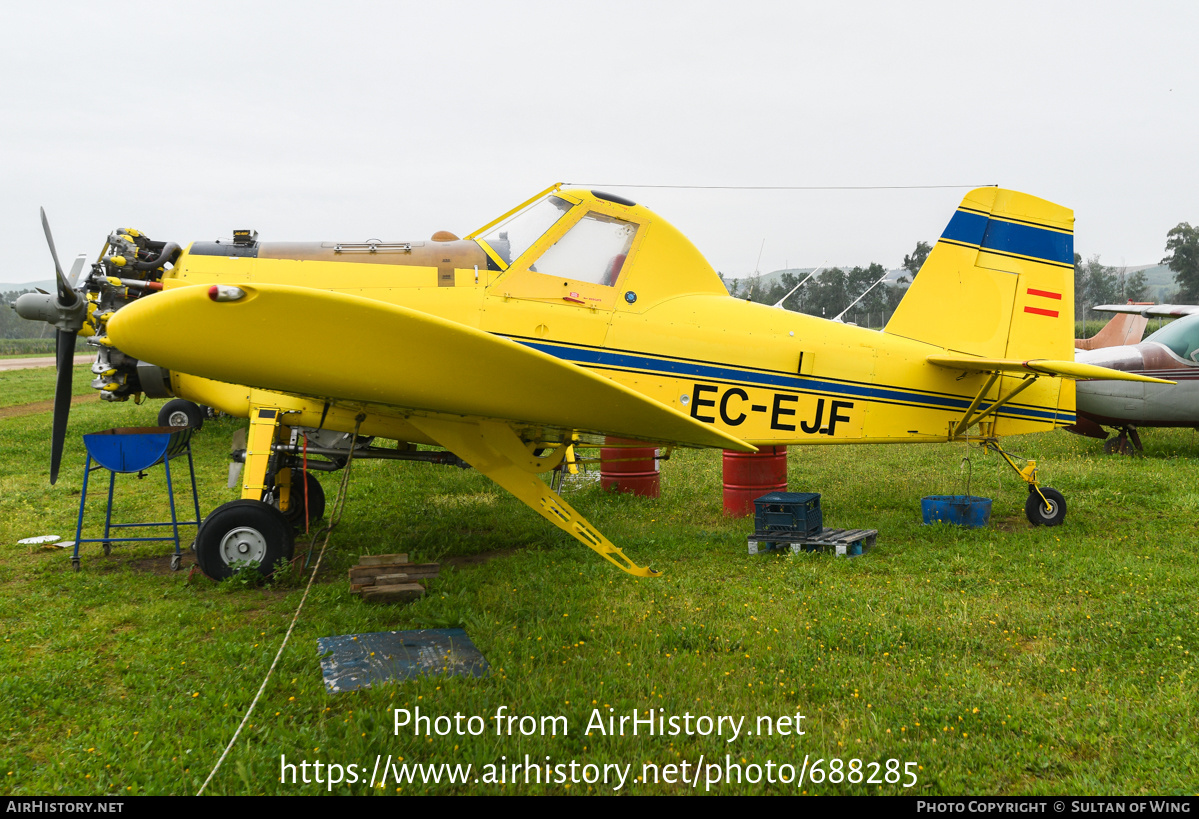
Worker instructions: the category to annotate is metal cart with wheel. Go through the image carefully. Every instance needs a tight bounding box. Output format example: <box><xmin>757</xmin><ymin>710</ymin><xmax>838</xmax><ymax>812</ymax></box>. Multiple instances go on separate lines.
<box><xmin>69</xmin><ymin>426</ymin><xmax>201</xmax><ymax>571</ymax></box>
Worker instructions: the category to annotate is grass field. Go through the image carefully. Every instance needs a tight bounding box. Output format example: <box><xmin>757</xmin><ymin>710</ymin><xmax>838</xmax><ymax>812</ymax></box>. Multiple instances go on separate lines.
<box><xmin>0</xmin><ymin>363</ymin><xmax>94</xmax><ymax>409</ymax></box>
<box><xmin>1</xmin><ymin>369</ymin><xmax>1197</xmax><ymax>796</ymax></box>
<box><xmin>0</xmin><ymin>338</ymin><xmax>90</xmax><ymax>357</ymax></box>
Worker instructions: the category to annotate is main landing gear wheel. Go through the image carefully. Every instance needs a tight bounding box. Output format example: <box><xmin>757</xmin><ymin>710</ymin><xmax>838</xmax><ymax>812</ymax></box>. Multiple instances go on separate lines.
<box><xmin>274</xmin><ymin>469</ymin><xmax>326</xmax><ymax>529</ymax></box>
<box><xmin>158</xmin><ymin>398</ymin><xmax>204</xmax><ymax>430</ymax></box>
<box><xmin>1025</xmin><ymin>487</ymin><xmax>1067</xmax><ymax>527</ymax></box>
<box><xmin>1103</xmin><ymin>426</ymin><xmax>1143</xmax><ymax>456</ymax></box>
<box><xmin>194</xmin><ymin>499</ymin><xmax>294</xmax><ymax>579</ymax></box>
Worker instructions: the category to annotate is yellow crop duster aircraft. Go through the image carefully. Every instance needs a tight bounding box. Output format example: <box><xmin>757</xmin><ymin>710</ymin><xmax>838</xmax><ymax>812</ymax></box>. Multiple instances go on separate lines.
<box><xmin>16</xmin><ymin>185</ymin><xmax>1168</xmax><ymax>578</ymax></box>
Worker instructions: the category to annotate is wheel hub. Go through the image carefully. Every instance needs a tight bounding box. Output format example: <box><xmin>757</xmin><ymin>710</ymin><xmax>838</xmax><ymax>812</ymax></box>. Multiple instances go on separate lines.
<box><xmin>167</xmin><ymin>410</ymin><xmax>190</xmax><ymax>427</ymax></box>
<box><xmin>218</xmin><ymin>526</ymin><xmax>268</xmax><ymax>566</ymax></box>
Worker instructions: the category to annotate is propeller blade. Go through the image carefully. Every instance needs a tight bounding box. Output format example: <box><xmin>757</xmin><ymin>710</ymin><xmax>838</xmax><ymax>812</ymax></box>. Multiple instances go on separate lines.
<box><xmin>227</xmin><ymin>427</ymin><xmax>247</xmax><ymax>488</ymax></box>
<box><xmin>40</xmin><ymin>207</ymin><xmax>77</xmax><ymax>308</ymax></box>
<box><xmin>67</xmin><ymin>254</ymin><xmax>87</xmax><ymax>288</ymax></box>
<box><xmin>49</xmin><ymin>329</ymin><xmax>77</xmax><ymax>485</ymax></box>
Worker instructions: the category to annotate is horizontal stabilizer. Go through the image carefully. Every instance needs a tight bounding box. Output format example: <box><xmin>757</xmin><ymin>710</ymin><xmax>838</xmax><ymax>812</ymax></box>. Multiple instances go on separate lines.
<box><xmin>927</xmin><ymin>354</ymin><xmax>1175</xmax><ymax>385</ymax></box>
<box><xmin>1093</xmin><ymin>303</ymin><xmax>1199</xmax><ymax>319</ymax></box>
<box><xmin>107</xmin><ymin>283</ymin><xmax>756</xmax><ymax>452</ymax></box>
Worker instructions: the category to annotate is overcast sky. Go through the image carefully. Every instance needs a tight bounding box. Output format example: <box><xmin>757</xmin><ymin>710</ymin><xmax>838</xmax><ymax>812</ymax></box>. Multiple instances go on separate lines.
<box><xmin>3</xmin><ymin>0</ymin><xmax>1196</xmax><ymax>285</ymax></box>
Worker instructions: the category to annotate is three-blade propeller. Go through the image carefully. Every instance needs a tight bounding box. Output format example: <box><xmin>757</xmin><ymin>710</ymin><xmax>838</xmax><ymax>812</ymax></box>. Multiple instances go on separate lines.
<box><xmin>13</xmin><ymin>210</ymin><xmax>90</xmax><ymax>483</ymax></box>
<box><xmin>44</xmin><ymin>209</ymin><xmax>78</xmax><ymax>484</ymax></box>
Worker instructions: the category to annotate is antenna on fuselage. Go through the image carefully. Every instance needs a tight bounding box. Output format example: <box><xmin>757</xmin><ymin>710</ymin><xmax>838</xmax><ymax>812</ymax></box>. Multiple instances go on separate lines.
<box><xmin>833</xmin><ymin>268</ymin><xmax>891</xmax><ymax>324</ymax></box>
<box><xmin>772</xmin><ymin>264</ymin><xmax>825</xmax><ymax>310</ymax></box>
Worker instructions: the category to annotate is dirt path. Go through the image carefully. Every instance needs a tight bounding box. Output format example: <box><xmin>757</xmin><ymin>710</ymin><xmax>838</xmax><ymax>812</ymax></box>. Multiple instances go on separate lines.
<box><xmin>0</xmin><ymin>355</ymin><xmax>91</xmax><ymax>372</ymax></box>
<box><xmin>0</xmin><ymin>394</ymin><xmax>93</xmax><ymax>420</ymax></box>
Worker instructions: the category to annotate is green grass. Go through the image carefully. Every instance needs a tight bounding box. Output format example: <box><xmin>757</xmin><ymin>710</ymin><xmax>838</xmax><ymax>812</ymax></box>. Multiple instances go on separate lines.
<box><xmin>0</xmin><ymin>338</ymin><xmax>90</xmax><ymax>357</ymax></box>
<box><xmin>0</xmin><ymin>386</ymin><xmax>1197</xmax><ymax>796</ymax></box>
<box><xmin>0</xmin><ymin>363</ymin><xmax>95</xmax><ymax>409</ymax></box>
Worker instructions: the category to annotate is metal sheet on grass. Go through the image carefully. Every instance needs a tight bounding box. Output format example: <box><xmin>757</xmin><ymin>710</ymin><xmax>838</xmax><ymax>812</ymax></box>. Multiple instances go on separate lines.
<box><xmin>317</xmin><ymin>628</ymin><xmax>489</xmax><ymax>693</ymax></box>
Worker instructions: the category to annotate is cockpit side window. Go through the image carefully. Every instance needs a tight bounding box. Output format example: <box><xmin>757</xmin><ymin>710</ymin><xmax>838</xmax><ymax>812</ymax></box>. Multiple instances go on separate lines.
<box><xmin>480</xmin><ymin>195</ymin><xmax>573</xmax><ymax>266</ymax></box>
<box><xmin>1145</xmin><ymin>314</ymin><xmax>1199</xmax><ymax>362</ymax></box>
<box><xmin>529</xmin><ymin>212</ymin><xmax>638</xmax><ymax>286</ymax></box>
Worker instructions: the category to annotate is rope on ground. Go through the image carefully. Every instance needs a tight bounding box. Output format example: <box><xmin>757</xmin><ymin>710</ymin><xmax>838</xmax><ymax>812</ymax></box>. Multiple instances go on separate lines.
<box><xmin>197</xmin><ymin>415</ymin><xmax>365</xmax><ymax>796</ymax></box>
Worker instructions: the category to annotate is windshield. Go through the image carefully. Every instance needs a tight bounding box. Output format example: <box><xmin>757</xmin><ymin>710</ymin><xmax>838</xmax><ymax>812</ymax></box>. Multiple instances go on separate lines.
<box><xmin>479</xmin><ymin>195</ymin><xmax>573</xmax><ymax>266</ymax></box>
<box><xmin>1144</xmin><ymin>314</ymin><xmax>1199</xmax><ymax>362</ymax></box>
<box><xmin>531</xmin><ymin>212</ymin><xmax>638</xmax><ymax>286</ymax></box>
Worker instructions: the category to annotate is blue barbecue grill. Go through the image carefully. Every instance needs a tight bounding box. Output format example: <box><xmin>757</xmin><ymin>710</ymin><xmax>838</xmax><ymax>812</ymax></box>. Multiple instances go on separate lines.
<box><xmin>70</xmin><ymin>426</ymin><xmax>202</xmax><ymax>571</ymax></box>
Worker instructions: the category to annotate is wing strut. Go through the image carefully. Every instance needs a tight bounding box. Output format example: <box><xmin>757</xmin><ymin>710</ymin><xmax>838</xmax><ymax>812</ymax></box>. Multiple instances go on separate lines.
<box><xmin>952</xmin><ymin>373</ymin><xmax>1038</xmax><ymax>438</ymax></box>
<box><xmin>410</xmin><ymin>417</ymin><xmax>661</xmax><ymax>577</ymax></box>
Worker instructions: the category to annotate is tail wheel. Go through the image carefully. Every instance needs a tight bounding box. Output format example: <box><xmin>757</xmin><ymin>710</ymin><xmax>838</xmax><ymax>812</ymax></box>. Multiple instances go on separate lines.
<box><xmin>159</xmin><ymin>398</ymin><xmax>204</xmax><ymax>430</ymax></box>
<box><xmin>195</xmin><ymin>499</ymin><xmax>294</xmax><ymax>579</ymax></box>
<box><xmin>274</xmin><ymin>469</ymin><xmax>326</xmax><ymax>529</ymax></box>
<box><xmin>1025</xmin><ymin>487</ymin><xmax>1066</xmax><ymax>527</ymax></box>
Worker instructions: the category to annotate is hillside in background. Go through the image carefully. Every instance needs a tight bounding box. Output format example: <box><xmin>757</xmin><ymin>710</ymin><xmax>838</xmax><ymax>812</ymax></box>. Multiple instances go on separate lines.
<box><xmin>1113</xmin><ymin>264</ymin><xmax>1177</xmax><ymax>302</ymax></box>
<box><xmin>0</xmin><ymin>279</ymin><xmax>55</xmax><ymax>294</ymax></box>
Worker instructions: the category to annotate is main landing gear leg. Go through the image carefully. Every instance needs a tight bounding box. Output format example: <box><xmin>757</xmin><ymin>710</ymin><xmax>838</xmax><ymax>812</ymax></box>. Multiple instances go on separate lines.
<box><xmin>410</xmin><ymin>418</ymin><xmax>661</xmax><ymax>577</ymax></box>
<box><xmin>195</xmin><ymin>406</ymin><xmax>295</xmax><ymax>579</ymax></box>
<box><xmin>982</xmin><ymin>439</ymin><xmax>1067</xmax><ymax>527</ymax></box>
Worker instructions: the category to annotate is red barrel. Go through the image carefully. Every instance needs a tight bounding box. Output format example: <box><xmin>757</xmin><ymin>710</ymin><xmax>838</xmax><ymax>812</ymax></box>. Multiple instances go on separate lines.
<box><xmin>722</xmin><ymin>446</ymin><xmax>788</xmax><ymax>516</ymax></box>
<box><xmin>600</xmin><ymin>438</ymin><xmax>660</xmax><ymax>498</ymax></box>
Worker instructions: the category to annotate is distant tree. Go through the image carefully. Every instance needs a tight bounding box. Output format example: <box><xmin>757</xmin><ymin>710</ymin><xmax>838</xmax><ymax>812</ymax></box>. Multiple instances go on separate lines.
<box><xmin>902</xmin><ymin>241</ymin><xmax>932</xmax><ymax>278</ymax></box>
<box><xmin>0</xmin><ymin>290</ymin><xmax>41</xmax><ymax>339</ymax></box>
<box><xmin>808</xmin><ymin>267</ymin><xmax>848</xmax><ymax>319</ymax></box>
<box><xmin>840</xmin><ymin>264</ymin><xmax>887</xmax><ymax>325</ymax></box>
<box><xmin>1086</xmin><ymin>256</ymin><xmax>1118</xmax><ymax>306</ymax></box>
<box><xmin>764</xmin><ymin>271</ymin><xmax>801</xmax><ymax>310</ymax></box>
<box><xmin>1124</xmin><ymin>270</ymin><xmax>1149</xmax><ymax>302</ymax></box>
<box><xmin>1162</xmin><ymin>222</ymin><xmax>1199</xmax><ymax>301</ymax></box>
<box><xmin>1074</xmin><ymin>254</ymin><xmax>1120</xmax><ymax>318</ymax></box>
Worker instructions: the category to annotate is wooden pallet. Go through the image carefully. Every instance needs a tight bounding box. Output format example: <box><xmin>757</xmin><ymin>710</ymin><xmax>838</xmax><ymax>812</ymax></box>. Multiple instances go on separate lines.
<box><xmin>747</xmin><ymin>527</ymin><xmax>877</xmax><ymax>556</ymax></box>
<box><xmin>348</xmin><ymin>553</ymin><xmax>439</xmax><ymax>602</ymax></box>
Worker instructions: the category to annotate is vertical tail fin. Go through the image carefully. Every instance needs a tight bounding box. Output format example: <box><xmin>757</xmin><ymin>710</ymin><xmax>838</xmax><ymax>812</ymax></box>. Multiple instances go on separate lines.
<box><xmin>1075</xmin><ymin>311</ymin><xmax>1149</xmax><ymax>350</ymax></box>
<box><xmin>885</xmin><ymin>187</ymin><xmax>1075</xmax><ymax>361</ymax></box>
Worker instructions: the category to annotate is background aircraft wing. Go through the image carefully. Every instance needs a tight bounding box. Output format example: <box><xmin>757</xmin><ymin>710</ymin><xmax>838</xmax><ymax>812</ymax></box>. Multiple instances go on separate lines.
<box><xmin>1093</xmin><ymin>303</ymin><xmax>1199</xmax><ymax>318</ymax></box>
<box><xmin>106</xmin><ymin>283</ymin><xmax>756</xmax><ymax>452</ymax></box>
<box><xmin>927</xmin><ymin>354</ymin><xmax>1175</xmax><ymax>384</ymax></box>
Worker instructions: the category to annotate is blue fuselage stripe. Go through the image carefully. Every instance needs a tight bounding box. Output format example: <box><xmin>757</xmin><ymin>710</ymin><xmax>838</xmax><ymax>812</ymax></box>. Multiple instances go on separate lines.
<box><xmin>941</xmin><ymin>210</ymin><xmax>1073</xmax><ymax>266</ymax></box>
<box><xmin>514</xmin><ymin>339</ymin><xmax>1073</xmax><ymax>425</ymax></box>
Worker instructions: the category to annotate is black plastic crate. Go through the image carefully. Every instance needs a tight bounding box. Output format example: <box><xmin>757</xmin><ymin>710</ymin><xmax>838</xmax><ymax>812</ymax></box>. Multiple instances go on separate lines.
<box><xmin>753</xmin><ymin>491</ymin><xmax>822</xmax><ymax>535</ymax></box>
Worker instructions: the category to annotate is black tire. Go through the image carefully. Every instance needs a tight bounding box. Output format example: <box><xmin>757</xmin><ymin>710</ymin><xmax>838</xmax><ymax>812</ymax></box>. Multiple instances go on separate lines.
<box><xmin>274</xmin><ymin>469</ymin><xmax>326</xmax><ymax>529</ymax></box>
<box><xmin>195</xmin><ymin>499</ymin><xmax>294</xmax><ymax>579</ymax></box>
<box><xmin>158</xmin><ymin>399</ymin><xmax>204</xmax><ymax>430</ymax></box>
<box><xmin>1025</xmin><ymin>487</ymin><xmax>1067</xmax><ymax>527</ymax></box>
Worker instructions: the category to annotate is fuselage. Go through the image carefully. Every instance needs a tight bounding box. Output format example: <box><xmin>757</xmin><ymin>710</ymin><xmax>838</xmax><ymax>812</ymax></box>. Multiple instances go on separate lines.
<box><xmin>145</xmin><ymin>188</ymin><xmax>1073</xmax><ymax>448</ymax></box>
<box><xmin>1075</xmin><ymin>317</ymin><xmax>1199</xmax><ymax>429</ymax></box>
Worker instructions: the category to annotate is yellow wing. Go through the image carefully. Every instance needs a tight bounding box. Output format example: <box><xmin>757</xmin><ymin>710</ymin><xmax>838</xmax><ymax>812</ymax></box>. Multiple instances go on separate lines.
<box><xmin>927</xmin><ymin>354</ymin><xmax>1175</xmax><ymax>384</ymax></box>
<box><xmin>106</xmin><ymin>282</ymin><xmax>756</xmax><ymax>452</ymax></box>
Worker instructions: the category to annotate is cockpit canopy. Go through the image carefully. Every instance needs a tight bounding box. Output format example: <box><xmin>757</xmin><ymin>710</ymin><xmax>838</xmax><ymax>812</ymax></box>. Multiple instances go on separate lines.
<box><xmin>1145</xmin><ymin>314</ymin><xmax>1199</xmax><ymax>363</ymax></box>
<box><xmin>479</xmin><ymin>194</ymin><xmax>638</xmax><ymax>286</ymax></box>
<box><xmin>472</xmin><ymin>187</ymin><xmax>726</xmax><ymax>309</ymax></box>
